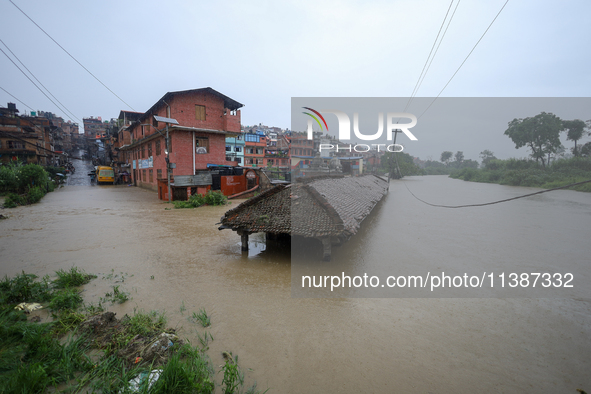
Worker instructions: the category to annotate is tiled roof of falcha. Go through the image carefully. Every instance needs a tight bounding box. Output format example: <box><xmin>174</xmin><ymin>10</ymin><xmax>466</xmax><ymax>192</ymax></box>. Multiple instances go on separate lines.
<box><xmin>219</xmin><ymin>175</ymin><xmax>388</xmax><ymax>239</ymax></box>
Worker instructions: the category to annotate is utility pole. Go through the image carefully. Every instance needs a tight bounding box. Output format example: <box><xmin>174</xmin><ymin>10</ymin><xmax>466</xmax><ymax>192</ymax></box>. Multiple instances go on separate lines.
<box><xmin>152</xmin><ymin>115</ymin><xmax>178</xmax><ymax>203</ymax></box>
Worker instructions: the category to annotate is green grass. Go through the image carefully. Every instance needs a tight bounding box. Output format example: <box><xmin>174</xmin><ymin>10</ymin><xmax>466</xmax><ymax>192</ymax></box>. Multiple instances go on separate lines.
<box><xmin>221</xmin><ymin>352</ymin><xmax>244</xmax><ymax>394</ymax></box>
<box><xmin>49</xmin><ymin>288</ymin><xmax>83</xmax><ymax>311</ymax></box>
<box><xmin>53</xmin><ymin>267</ymin><xmax>97</xmax><ymax>288</ymax></box>
<box><xmin>0</xmin><ymin>272</ymin><xmax>52</xmax><ymax>304</ymax></box>
<box><xmin>149</xmin><ymin>345</ymin><xmax>215</xmax><ymax>393</ymax></box>
<box><xmin>191</xmin><ymin>309</ymin><xmax>211</xmax><ymax>327</ymax></box>
<box><xmin>0</xmin><ymin>268</ymin><xmax>262</xmax><ymax>394</ymax></box>
<box><xmin>125</xmin><ymin>309</ymin><xmax>168</xmax><ymax>338</ymax></box>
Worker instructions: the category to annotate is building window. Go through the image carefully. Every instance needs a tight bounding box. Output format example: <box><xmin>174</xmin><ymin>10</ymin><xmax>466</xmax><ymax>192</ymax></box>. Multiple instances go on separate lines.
<box><xmin>148</xmin><ymin>143</ymin><xmax>152</xmax><ymax>157</ymax></box>
<box><xmin>235</xmin><ymin>146</ymin><xmax>242</xmax><ymax>152</ymax></box>
<box><xmin>195</xmin><ymin>137</ymin><xmax>209</xmax><ymax>154</ymax></box>
<box><xmin>149</xmin><ymin>169</ymin><xmax>153</xmax><ymax>183</ymax></box>
<box><xmin>226</xmin><ymin>145</ymin><xmax>231</xmax><ymax>152</ymax></box>
<box><xmin>157</xmin><ymin>169</ymin><xmax>163</xmax><ymax>179</ymax></box>
<box><xmin>142</xmin><ymin>125</ymin><xmax>149</xmax><ymax>136</ymax></box>
<box><xmin>141</xmin><ymin>145</ymin><xmax>146</xmax><ymax>159</ymax></box>
<box><xmin>156</xmin><ymin>140</ymin><xmax>161</xmax><ymax>156</ymax></box>
<box><xmin>8</xmin><ymin>141</ymin><xmax>25</xmax><ymax>149</ymax></box>
<box><xmin>142</xmin><ymin>169</ymin><xmax>146</xmax><ymax>182</ymax></box>
<box><xmin>195</xmin><ymin>105</ymin><xmax>206</xmax><ymax>121</ymax></box>
<box><xmin>236</xmin><ymin>157</ymin><xmax>242</xmax><ymax>164</ymax></box>
<box><xmin>152</xmin><ymin>115</ymin><xmax>158</xmax><ymax>127</ymax></box>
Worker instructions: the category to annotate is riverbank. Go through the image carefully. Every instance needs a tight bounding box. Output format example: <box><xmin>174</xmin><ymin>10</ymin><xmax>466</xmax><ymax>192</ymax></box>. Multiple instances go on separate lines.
<box><xmin>0</xmin><ymin>267</ymin><xmax>261</xmax><ymax>393</ymax></box>
<box><xmin>449</xmin><ymin>156</ymin><xmax>591</xmax><ymax>192</ymax></box>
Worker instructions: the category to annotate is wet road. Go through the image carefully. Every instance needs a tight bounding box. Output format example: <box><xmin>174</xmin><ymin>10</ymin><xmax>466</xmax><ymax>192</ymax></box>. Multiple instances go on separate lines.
<box><xmin>0</xmin><ymin>169</ymin><xmax>590</xmax><ymax>393</ymax></box>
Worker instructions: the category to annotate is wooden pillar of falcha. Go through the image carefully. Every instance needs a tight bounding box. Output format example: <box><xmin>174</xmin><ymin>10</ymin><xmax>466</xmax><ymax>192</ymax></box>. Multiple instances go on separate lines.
<box><xmin>321</xmin><ymin>237</ymin><xmax>332</xmax><ymax>261</ymax></box>
<box><xmin>238</xmin><ymin>229</ymin><xmax>250</xmax><ymax>252</ymax></box>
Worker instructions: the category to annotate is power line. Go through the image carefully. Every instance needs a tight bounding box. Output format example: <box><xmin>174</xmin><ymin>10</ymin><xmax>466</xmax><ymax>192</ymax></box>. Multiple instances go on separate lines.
<box><xmin>414</xmin><ymin>0</ymin><xmax>462</xmax><ymax>97</ymax></box>
<box><xmin>418</xmin><ymin>0</ymin><xmax>510</xmax><ymax>120</ymax></box>
<box><xmin>0</xmin><ymin>38</ymin><xmax>82</xmax><ymax>123</ymax></box>
<box><xmin>0</xmin><ymin>46</ymin><xmax>76</xmax><ymax>122</ymax></box>
<box><xmin>0</xmin><ymin>85</ymin><xmax>34</xmax><ymax>111</ymax></box>
<box><xmin>391</xmin><ymin>150</ymin><xmax>591</xmax><ymax>208</ymax></box>
<box><xmin>405</xmin><ymin>0</ymin><xmax>455</xmax><ymax>113</ymax></box>
<box><xmin>9</xmin><ymin>0</ymin><xmax>137</xmax><ymax>112</ymax></box>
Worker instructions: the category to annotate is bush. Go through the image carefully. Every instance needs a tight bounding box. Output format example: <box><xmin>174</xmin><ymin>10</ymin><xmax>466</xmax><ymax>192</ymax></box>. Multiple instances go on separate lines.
<box><xmin>27</xmin><ymin>186</ymin><xmax>45</xmax><ymax>204</ymax></box>
<box><xmin>204</xmin><ymin>190</ymin><xmax>227</xmax><ymax>206</ymax></box>
<box><xmin>0</xmin><ymin>164</ymin><xmax>19</xmax><ymax>193</ymax></box>
<box><xmin>3</xmin><ymin>193</ymin><xmax>25</xmax><ymax>208</ymax></box>
<box><xmin>189</xmin><ymin>193</ymin><xmax>206</xmax><ymax>207</ymax></box>
<box><xmin>19</xmin><ymin>164</ymin><xmax>47</xmax><ymax>192</ymax></box>
<box><xmin>173</xmin><ymin>191</ymin><xmax>227</xmax><ymax>209</ymax></box>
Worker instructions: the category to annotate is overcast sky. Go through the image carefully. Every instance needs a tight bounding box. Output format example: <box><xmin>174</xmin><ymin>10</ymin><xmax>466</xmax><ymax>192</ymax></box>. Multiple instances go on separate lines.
<box><xmin>1</xmin><ymin>0</ymin><xmax>590</xmax><ymax>161</ymax></box>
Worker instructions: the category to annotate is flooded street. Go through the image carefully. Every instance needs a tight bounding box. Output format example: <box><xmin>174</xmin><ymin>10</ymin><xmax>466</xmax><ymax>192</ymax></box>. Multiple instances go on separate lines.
<box><xmin>1</xmin><ymin>162</ymin><xmax>590</xmax><ymax>392</ymax></box>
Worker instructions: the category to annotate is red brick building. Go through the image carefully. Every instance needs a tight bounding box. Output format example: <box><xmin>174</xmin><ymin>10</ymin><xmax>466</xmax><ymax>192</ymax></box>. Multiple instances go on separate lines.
<box><xmin>119</xmin><ymin>88</ymin><xmax>243</xmax><ymax>198</ymax></box>
<box><xmin>243</xmin><ymin>133</ymin><xmax>267</xmax><ymax>167</ymax></box>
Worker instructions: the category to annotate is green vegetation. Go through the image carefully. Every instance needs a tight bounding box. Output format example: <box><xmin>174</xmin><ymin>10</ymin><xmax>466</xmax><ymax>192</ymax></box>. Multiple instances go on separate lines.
<box><xmin>380</xmin><ymin>151</ymin><xmax>423</xmax><ymax>178</ymax></box>
<box><xmin>101</xmin><ymin>284</ymin><xmax>130</xmax><ymax>304</ymax></box>
<box><xmin>221</xmin><ymin>352</ymin><xmax>244</xmax><ymax>394</ymax></box>
<box><xmin>0</xmin><ymin>268</ymin><xmax>264</xmax><ymax>393</ymax></box>
<box><xmin>54</xmin><ymin>266</ymin><xmax>97</xmax><ymax>288</ymax></box>
<box><xmin>450</xmin><ymin>156</ymin><xmax>591</xmax><ymax>192</ymax></box>
<box><xmin>0</xmin><ymin>162</ymin><xmax>62</xmax><ymax>208</ymax></box>
<box><xmin>173</xmin><ymin>190</ymin><xmax>228</xmax><ymax>209</ymax></box>
<box><xmin>192</xmin><ymin>308</ymin><xmax>211</xmax><ymax>327</ymax></box>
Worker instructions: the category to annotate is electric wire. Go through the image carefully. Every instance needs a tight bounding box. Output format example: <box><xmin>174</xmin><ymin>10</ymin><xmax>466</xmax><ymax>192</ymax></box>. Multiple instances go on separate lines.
<box><xmin>391</xmin><ymin>149</ymin><xmax>591</xmax><ymax>208</ymax></box>
<box><xmin>406</xmin><ymin>0</ymin><xmax>455</xmax><ymax>112</ymax></box>
<box><xmin>0</xmin><ymin>38</ymin><xmax>82</xmax><ymax>123</ymax></box>
<box><xmin>0</xmin><ymin>46</ymin><xmax>75</xmax><ymax>123</ymax></box>
<box><xmin>417</xmin><ymin>0</ymin><xmax>510</xmax><ymax>120</ymax></box>
<box><xmin>0</xmin><ymin>85</ymin><xmax>34</xmax><ymax>111</ymax></box>
<box><xmin>9</xmin><ymin>0</ymin><xmax>137</xmax><ymax>112</ymax></box>
<box><xmin>414</xmin><ymin>0</ymin><xmax>462</xmax><ymax>97</ymax></box>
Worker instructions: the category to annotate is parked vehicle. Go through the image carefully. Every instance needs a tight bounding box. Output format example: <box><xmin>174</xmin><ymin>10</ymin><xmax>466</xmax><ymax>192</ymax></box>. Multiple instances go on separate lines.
<box><xmin>95</xmin><ymin>166</ymin><xmax>115</xmax><ymax>185</ymax></box>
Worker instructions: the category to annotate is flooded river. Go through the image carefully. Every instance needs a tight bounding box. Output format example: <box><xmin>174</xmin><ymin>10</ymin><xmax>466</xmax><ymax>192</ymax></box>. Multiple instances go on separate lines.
<box><xmin>1</xmin><ymin>158</ymin><xmax>590</xmax><ymax>393</ymax></box>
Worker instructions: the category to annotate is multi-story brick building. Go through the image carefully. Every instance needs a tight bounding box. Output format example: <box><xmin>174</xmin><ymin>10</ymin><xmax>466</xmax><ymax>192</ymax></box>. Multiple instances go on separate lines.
<box><xmin>0</xmin><ymin>103</ymin><xmax>64</xmax><ymax>166</ymax></box>
<box><xmin>225</xmin><ymin>133</ymin><xmax>245</xmax><ymax>166</ymax></box>
<box><xmin>243</xmin><ymin>132</ymin><xmax>266</xmax><ymax>167</ymax></box>
<box><xmin>119</xmin><ymin>87</ymin><xmax>243</xmax><ymax>198</ymax></box>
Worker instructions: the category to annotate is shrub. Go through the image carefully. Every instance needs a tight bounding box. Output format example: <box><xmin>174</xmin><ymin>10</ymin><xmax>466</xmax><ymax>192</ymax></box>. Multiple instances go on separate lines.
<box><xmin>189</xmin><ymin>193</ymin><xmax>206</xmax><ymax>207</ymax></box>
<box><xmin>3</xmin><ymin>193</ymin><xmax>24</xmax><ymax>208</ymax></box>
<box><xmin>27</xmin><ymin>186</ymin><xmax>46</xmax><ymax>204</ymax></box>
<box><xmin>204</xmin><ymin>190</ymin><xmax>227</xmax><ymax>206</ymax></box>
<box><xmin>19</xmin><ymin>164</ymin><xmax>47</xmax><ymax>192</ymax></box>
<box><xmin>0</xmin><ymin>164</ymin><xmax>19</xmax><ymax>193</ymax></box>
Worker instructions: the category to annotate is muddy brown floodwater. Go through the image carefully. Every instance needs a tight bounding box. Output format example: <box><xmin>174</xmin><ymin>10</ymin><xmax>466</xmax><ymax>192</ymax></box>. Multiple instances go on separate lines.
<box><xmin>1</xmin><ymin>161</ymin><xmax>590</xmax><ymax>393</ymax></box>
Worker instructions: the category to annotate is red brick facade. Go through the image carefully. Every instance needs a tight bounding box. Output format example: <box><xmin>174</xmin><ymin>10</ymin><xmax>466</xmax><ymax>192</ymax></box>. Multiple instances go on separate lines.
<box><xmin>120</xmin><ymin>88</ymin><xmax>243</xmax><ymax>192</ymax></box>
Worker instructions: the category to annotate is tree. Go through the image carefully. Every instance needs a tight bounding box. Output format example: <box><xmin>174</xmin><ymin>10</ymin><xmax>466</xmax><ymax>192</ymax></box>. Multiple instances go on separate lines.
<box><xmin>381</xmin><ymin>152</ymin><xmax>421</xmax><ymax>178</ymax></box>
<box><xmin>581</xmin><ymin>141</ymin><xmax>591</xmax><ymax>157</ymax></box>
<box><xmin>440</xmin><ymin>151</ymin><xmax>453</xmax><ymax>165</ymax></box>
<box><xmin>563</xmin><ymin>119</ymin><xmax>587</xmax><ymax>156</ymax></box>
<box><xmin>454</xmin><ymin>151</ymin><xmax>464</xmax><ymax>163</ymax></box>
<box><xmin>479</xmin><ymin>150</ymin><xmax>497</xmax><ymax>167</ymax></box>
<box><xmin>504</xmin><ymin>112</ymin><xmax>563</xmax><ymax>167</ymax></box>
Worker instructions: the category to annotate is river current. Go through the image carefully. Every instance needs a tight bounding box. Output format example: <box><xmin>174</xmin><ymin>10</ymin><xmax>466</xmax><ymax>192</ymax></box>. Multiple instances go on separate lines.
<box><xmin>0</xmin><ymin>157</ymin><xmax>589</xmax><ymax>393</ymax></box>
